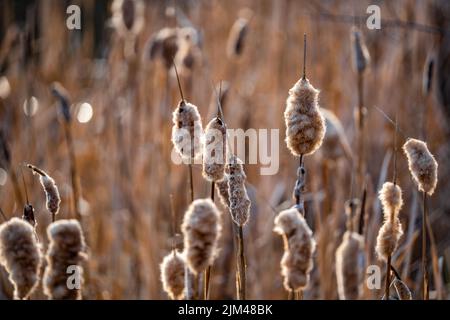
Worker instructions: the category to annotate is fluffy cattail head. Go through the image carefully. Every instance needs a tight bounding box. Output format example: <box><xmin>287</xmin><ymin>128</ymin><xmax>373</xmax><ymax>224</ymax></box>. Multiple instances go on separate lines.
<box><xmin>226</xmin><ymin>155</ymin><xmax>251</xmax><ymax>226</ymax></box>
<box><xmin>403</xmin><ymin>138</ymin><xmax>438</xmax><ymax>195</ymax></box>
<box><xmin>335</xmin><ymin>231</ymin><xmax>364</xmax><ymax>300</ymax></box>
<box><xmin>351</xmin><ymin>27</ymin><xmax>370</xmax><ymax>73</ymax></box>
<box><xmin>202</xmin><ymin>117</ymin><xmax>226</xmax><ymax>181</ymax></box>
<box><xmin>379</xmin><ymin>182</ymin><xmax>403</xmax><ymax>216</ymax></box>
<box><xmin>274</xmin><ymin>208</ymin><xmax>316</xmax><ymax>292</ymax></box>
<box><xmin>111</xmin><ymin>0</ymin><xmax>144</xmax><ymax>37</ymax></box>
<box><xmin>43</xmin><ymin>220</ymin><xmax>86</xmax><ymax>300</ymax></box>
<box><xmin>284</xmin><ymin>78</ymin><xmax>326</xmax><ymax>156</ymax></box>
<box><xmin>172</xmin><ymin>100</ymin><xmax>204</xmax><ymax>161</ymax></box>
<box><xmin>423</xmin><ymin>54</ymin><xmax>434</xmax><ymax>97</ymax></box>
<box><xmin>181</xmin><ymin>199</ymin><xmax>222</xmax><ymax>274</ymax></box>
<box><xmin>0</xmin><ymin>217</ymin><xmax>41</xmax><ymax>299</ymax></box>
<box><xmin>160</xmin><ymin>251</ymin><xmax>185</xmax><ymax>300</ymax></box>
<box><xmin>393</xmin><ymin>278</ymin><xmax>412</xmax><ymax>300</ymax></box>
<box><xmin>28</xmin><ymin>165</ymin><xmax>61</xmax><ymax>216</ymax></box>
<box><xmin>226</xmin><ymin>17</ymin><xmax>249</xmax><ymax>58</ymax></box>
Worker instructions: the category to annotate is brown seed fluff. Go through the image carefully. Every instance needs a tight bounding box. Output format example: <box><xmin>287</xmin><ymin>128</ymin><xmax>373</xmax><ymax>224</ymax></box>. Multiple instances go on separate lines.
<box><xmin>181</xmin><ymin>199</ymin><xmax>222</xmax><ymax>274</ymax></box>
<box><xmin>172</xmin><ymin>100</ymin><xmax>204</xmax><ymax>161</ymax></box>
<box><xmin>284</xmin><ymin>78</ymin><xmax>326</xmax><ymax>156</ymax></box>
<box><xmin>111</xmin><ymin>0</ymin><xmax>144</xmax><ymax>37</ymax></box>
<box><xmin>335</xmin><ymin>231</ymin><xmax>364</xmax><ymax>300</ymax></box>
<box><xmin>351</xmin><ymin>27</ymin><xmax>370</xmax><ymax>73</ymax></box>
<box><xmin>376</xmin><ymin>182</ymin><xmax>404</xmax><ymax>261</ymax></box>
<box><xmin>274</xmin><ymin>208</ymin><xmax>316</xmax><ymax>292</ymax></box>
<box><xmin>393</xmin><ymin>278</ymin><xmax>413</xmax><ymax>300</ymax></box>
<box><xmin>43</xmin><ymin>220</ymin><xmax>86</xmax><ymax>300</ymax></box>
<box><xmin>403</xmin><ymin>138</ymin><xmax>438</xmax><ymax>195</ymax></box>
<box><xmin>160</xmin><ymin>251</ymin><xmax>185</xmax><ymax>300</ymax></box>
<box><xmin>0</xmin><ymin>218</ymin><xmax>41</xmax><ymax>299</ymax></box>
<box><xmin>202</xmin><ymin>118</ymin><xmax>226</xmax><ymax>182</ymax></box>
<box><xmin>40</xmin><ymin>175</ymin><xmax>61</xmax><ymax>216</ymax></box>
<box><xmin>226</xmin><ymin>155</ymin><xmax>251</xmax><ymax>226</ymax></box>
<box><xmin>146</xmin><ymin>27</ymin><xmax>179</xmax><ymax>68</ymax></box>
<box><xmin>320</xmin><ymin>108</ymin><xmax>353</xmax><ymax>162</ymax></box>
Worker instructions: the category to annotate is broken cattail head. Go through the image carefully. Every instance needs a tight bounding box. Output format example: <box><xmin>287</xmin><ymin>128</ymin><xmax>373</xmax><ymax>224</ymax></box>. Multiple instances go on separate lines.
<box><xmin>402</xmin><ymin>138</ymin><xmax>438</xmax><ymax>195</ymax></box>
<box><xmin>27</xmin><ymin>164</ymin><xmax>61</xmax><ymax>216</ymax></box>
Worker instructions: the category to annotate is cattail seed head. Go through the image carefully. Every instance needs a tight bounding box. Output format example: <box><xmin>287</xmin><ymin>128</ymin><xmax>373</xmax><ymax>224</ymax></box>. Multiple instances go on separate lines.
<box><xmin>274</xmin><ymin>208</ymin><xmax>316</xmax><ymax>292</ymax></box>
<box><xmin>202</xmin><ymin>118</ymin><xmax>226</xmax><ymax>182</ymax></box>
<box><xmin>284</xmin><ymin>78</ymin><xmax>326</xmax><ymax>156</ymax></box>
<box><xmin>403</xmin><ymin>138</ymin><xmax>438</xmax><ymax>195</ymax></box>
<box><xmin>22</xmin><ymin>204</ymin><xmax>36</xmax><ymax>228</ymax></box>
<box><xmin>393</xmin><ymin>278</ymin><xmax>412</xmax><ymax>300</ymax></box>
<box><xmin>320</xmin><ymin>108</ymin><xmax>352</xmax><ymax>163</ymax></box>
<box><xmin>43</xmin><ymin>219</ymin><xmax>86</xmax><ymax>300</ymax></box>
<box><xmin>172</xmin><ymin>101</ymin><xmax>204</xmax><ymax>161</ymax></box>
<box><xmin>351</xmin><ymin>27</ymin><xmax>370</xmax><ymax>74</ymax></box>
<box><xmin>335</xmin><ymin>231</ymin><xmax>364</xmax><ymax>300</ymax></box>
<box><xmin>376</xmin><ymin>182</ymin><xmax>404</xmax><ymax>261</ymax></box>
<box><xmin>181</xmin><ymin>199</ymin><xmax>222</xmax><ymax>274</ymax></box>
<box><xmin>174</xmin><ymin>27</ymin><xmax>201</xmax><ymax>77</ymax></box>
<box><xmin>0</xmin><ymin>217</ymin><xmax>41</xmax><ymax>299</ymax></box>
<box><xmin>226</xmin><ymin>155</ymin><xmax>251</xmax><ymax>226</ymax></box>
<box><xmin>28</xmin><ymin>165</ymin><xmax>61</xmax><ymax>216</ymax></box>
<box><xmin>379</xmin><ymin>182</ymin><xmax>403</xmax><ymax>214</ymax></box>
<box><xmin>160</xmin><ymin>251</ymin><xmax>185</xmax><ymax>300</ymax></box>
